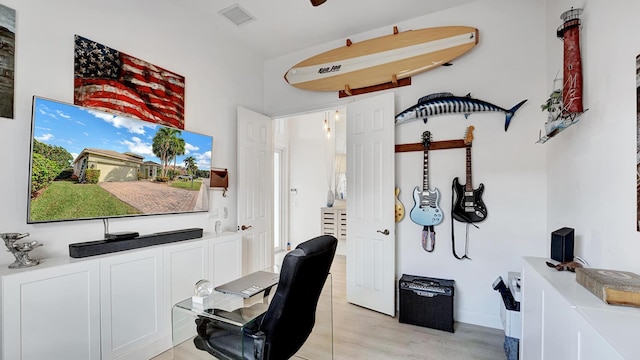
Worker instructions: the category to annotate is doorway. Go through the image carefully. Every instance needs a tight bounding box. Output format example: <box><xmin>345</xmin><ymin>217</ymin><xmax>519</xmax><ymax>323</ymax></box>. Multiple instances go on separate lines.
<box><xmin>261</xmin><ymin>92</ymin><xmax>395</xmax><ymax>316</ymax></box>
<box><xmin>272</xmin><ymin>108</ymin><xmax>347</xmax><ymax>258</ymax></box>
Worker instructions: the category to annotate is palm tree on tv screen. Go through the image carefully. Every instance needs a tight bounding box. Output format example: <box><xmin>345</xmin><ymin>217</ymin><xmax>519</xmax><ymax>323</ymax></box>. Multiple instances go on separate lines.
<box><xmin>184</xmin><ymin>156</ymin><xmax>197</xmax><ymax>175</ymax></box>
<box><xmin>152</xmin><ymin>127</ymin><xmax>184</xmax><ymax>178</ymax></box>
<box><xmin>170</xmin><ymin>136</ymin><xmax>186</xmax><ymax>176</ymax></box>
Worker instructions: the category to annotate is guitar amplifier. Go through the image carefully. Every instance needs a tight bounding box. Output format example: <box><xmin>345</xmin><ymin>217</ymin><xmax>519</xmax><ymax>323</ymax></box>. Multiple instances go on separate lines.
<box><xmin>399</xmin><ymin>274</ymin><xmax>455</xmax><ymax>332</ymax></box>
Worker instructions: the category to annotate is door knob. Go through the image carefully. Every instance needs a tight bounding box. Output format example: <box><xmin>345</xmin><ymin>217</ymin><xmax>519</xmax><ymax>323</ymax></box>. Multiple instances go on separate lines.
<box><xmin>377</xmin><ymin>229</ymin><xmax>390</xmax><ymax>236</ymax></box>
<box><xmin>240</xmin><ymin>225</ymin><xmax>253</xmax><ymax>231</ymax></box>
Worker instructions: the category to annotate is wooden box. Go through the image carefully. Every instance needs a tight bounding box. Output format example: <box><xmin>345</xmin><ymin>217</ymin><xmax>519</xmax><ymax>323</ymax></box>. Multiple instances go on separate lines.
<box><xmin>575</xmin><ymin>267</ymin><xmax>640</xmax><ymax>307</ymax></box>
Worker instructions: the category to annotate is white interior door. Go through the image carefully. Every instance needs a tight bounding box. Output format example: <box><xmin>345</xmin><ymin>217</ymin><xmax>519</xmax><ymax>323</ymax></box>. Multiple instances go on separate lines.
<box><xmin>237</xmin><ymin>107</ymin><xmax>273</xmax><ymax>275</ymax></box>
<box><xmin>346</xmin><ymin>92</ymin><xmax>396</xmax><ymax>316</ymax></box>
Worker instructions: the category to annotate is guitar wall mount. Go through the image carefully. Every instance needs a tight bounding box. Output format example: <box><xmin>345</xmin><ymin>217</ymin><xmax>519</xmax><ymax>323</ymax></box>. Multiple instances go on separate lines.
<box><xmin>395</xmin><ymin>126</ymin><xmax>484</xmax><ymax>259</ymax></box>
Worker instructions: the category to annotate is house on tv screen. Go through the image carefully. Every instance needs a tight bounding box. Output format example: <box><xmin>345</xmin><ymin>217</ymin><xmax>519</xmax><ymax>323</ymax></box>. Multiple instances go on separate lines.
<box><xmin>73</xmin><ymin>148</ymin><xmax>144</xmax><ymax>183</ymax></box>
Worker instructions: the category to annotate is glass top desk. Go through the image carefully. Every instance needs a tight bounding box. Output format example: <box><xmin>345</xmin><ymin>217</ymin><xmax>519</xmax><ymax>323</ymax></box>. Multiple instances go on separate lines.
<box><xmin>172</xmin><ymin>288</ymin><xmax>273</xmax><ymax>359</ymax></box>
<box><xmin>171</xmin><ymin>273</ymin><xmax>333</xmax><ymax>360</ymax></box>
<box><xmin>174</xmin><ymin>294</ymin><xmax>270</xmax><ymax>326</ymax></box>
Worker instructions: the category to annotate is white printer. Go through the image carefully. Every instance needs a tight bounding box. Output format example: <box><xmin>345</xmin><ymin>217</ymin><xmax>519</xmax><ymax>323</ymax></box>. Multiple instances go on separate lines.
<box><xmin>499</xmin><ymin>272</ymin><xmax>521</xmax><ymax>339</ymax></box>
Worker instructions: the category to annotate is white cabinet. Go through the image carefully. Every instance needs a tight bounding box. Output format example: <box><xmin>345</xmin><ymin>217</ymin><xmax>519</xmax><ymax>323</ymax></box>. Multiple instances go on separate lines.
<box><xmin>520</xmin><ymin>261</ymin><xmax>544</xmax><ymax>359</ymax></box>
<box><xmin>521</xmin><ymin>257</ymin><xmax>636</xmax><ymax>360</ymax></box>
<box><xmin>0</xmin><ymin>232</ymin><xmax>242</xmax><ymax>360</ymax></box>
<box><xmin>210</xmin><ymin>232</ymin><xmax>242</xmax><ymax>286</ymax></box>
<box><xmin>571</xmin><ymin>309</ymin><xmax>623</xmax><ymax>360</ymax></box>
<box><xmin>1</xmin><ymin>259</ymin><xmax>101</xmax><ymax>360</ymax></box>
<box><xmin>321</xmin><ymin>207</ymin><xmax>346</xmax><ymax>241</ymax></box>
<box><xmin>100</xmin><ymin>247</ymin><xmax>166</xmax><ymax>360</ymax></box>
<box><xmin>163</xmin><ymin>237</ymin><xmax>210</xmax><ymax>349</ymax></box>
<box><xmin>163</xmin><ymin>237</ymin><xmax>210</xmax><ymax>317</ymax></box>
<box><xmin>164</xmin><ymin>232</ymin><xmax>241</xmax><ymax>345</ymax></box>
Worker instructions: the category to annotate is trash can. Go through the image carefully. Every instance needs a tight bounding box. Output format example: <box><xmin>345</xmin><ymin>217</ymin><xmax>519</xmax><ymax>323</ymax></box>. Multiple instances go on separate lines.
<box><xmin>399</xmin><ymin>274</ymin><xmax>454</xmax><ymax>332</ymax></box>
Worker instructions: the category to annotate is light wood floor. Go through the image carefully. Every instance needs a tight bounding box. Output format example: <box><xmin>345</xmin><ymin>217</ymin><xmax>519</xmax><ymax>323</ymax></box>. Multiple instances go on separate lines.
<box><xmin>155</xmin><ymin>255</ymin><xmax>505</xmax><ymax>359</ymax></box>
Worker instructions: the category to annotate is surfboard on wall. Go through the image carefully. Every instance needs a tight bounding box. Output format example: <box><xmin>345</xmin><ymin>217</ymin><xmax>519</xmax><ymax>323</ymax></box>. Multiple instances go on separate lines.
<box><xmin>284</xmin><ymin>26</ymin><xmax>479</xmax><ymax>92</ymax></box>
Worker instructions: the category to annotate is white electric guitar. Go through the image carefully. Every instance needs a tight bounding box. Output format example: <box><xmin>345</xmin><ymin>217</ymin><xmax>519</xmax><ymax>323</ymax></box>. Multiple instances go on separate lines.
<box><xmin>409</xmin><ymin>131</ymin><xmax>443</xmax><ymax>227</ymax></box>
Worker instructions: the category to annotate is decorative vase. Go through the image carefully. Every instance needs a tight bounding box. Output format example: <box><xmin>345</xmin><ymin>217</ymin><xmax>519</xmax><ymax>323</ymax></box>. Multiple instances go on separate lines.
<box><xmin>326</xmin><ymin>189</ymin><xmax>334</xmax><ymax>207</ymax></box>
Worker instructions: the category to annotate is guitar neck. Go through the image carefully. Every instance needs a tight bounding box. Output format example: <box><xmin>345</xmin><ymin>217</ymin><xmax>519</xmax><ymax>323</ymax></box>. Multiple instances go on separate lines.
<box><xmin>465</xmin><ymin>147</ymin><xmax>473</xmax><ymax>192</ymax></box>
<box><xmin>423</xmin><ymin>149</ymin><xmax>429</xmax><ymax>190</ymax></box>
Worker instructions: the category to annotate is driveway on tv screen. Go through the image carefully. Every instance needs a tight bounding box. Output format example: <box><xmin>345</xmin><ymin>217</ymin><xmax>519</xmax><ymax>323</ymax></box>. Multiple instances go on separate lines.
<box><xmin>99</xmin><ymin>180</ymin><xmax>204</xmax><ymax>214</ymax></box>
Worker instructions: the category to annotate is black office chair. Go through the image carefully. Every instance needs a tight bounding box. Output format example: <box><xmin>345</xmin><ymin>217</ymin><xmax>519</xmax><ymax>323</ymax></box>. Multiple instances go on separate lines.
<box><xmin>193</xmin><ymin>234</ymin><xmax>337</xmax><ymax>360</ymax></box>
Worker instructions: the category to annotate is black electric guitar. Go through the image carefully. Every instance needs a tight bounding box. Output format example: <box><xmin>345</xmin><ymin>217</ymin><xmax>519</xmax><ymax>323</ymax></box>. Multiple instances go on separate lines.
<box><xmin>410</xmin><ymin>131</ymin><xmax>443</xmax><ymax>226</ymax></box>
<box><xmin>452</xmin><ymin>126</ymin><xmax>487</xmax><ymax>223</ymax></box>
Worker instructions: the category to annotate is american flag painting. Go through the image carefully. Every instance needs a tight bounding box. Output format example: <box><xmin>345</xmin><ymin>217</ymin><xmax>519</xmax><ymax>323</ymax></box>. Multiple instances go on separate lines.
<box><xmin>74</xmin><ymin>35</ymin><xmax>185</xmax><ymax>129</ymax></box>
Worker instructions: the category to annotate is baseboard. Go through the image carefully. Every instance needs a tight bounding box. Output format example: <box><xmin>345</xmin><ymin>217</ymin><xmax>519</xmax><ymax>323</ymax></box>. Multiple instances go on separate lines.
<box><xmin>456</xmin><ymin>310</ymin><xmax>502</xmax><ymax>329</ymax></box>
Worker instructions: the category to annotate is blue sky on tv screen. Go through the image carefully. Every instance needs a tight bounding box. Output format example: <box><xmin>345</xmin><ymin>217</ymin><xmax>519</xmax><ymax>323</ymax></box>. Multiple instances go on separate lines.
<box><xmin>31</xmin><ymin>97</ymin><xmax>212</xmax><ymax>171</ymax></box>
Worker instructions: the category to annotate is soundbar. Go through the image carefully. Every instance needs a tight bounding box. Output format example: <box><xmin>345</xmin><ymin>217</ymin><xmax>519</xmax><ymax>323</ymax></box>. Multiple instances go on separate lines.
<box><xmin>104</xmin><ymin>231</ymin><xmax>139</xmax><ymax>241</ymax></box>
<box><xmin>69</xmin><ymin>228</ymin><xmax>203</xmax><ymax>258</ymax></box>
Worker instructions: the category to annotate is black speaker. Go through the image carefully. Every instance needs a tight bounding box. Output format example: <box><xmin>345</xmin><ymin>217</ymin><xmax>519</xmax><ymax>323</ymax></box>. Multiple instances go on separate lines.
<box><xmin>69</xmin><ymin>228</ymin><xmax>203</xmax><ymax>258</ymax></box>
<box><xmin>551</xmin><ymin>227</ymin><xmax>574</xmax><ymax>262</ymax></box>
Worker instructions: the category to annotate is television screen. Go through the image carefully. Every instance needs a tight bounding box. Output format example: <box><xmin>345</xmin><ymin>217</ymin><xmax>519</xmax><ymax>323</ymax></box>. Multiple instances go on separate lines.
<box><xmin>27</xmin><ymin>96</ymin><xmax>213</xmax><ymax>223</ymax></box>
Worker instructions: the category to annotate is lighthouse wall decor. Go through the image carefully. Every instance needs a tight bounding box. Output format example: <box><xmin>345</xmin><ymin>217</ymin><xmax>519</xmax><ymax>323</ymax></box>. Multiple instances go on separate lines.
<box><xmin>538</xmin><ymin>8</ymin><xmax>587</xmax><ymax>144</ymax></box>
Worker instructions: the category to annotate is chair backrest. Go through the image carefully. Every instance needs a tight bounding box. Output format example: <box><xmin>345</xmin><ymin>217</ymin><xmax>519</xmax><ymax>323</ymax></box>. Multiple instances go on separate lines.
<box><xmin>259</xmin><ymin>235</ymin><xmax>337</xmax><ymax>359</ymax></box>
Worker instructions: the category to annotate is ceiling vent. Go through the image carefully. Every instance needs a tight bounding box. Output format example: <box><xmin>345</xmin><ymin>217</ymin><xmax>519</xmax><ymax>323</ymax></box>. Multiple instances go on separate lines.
<box><xmin>219</xmin><ymin>4</ymin><xmax>256</xmax><ymax>27</ymax></box>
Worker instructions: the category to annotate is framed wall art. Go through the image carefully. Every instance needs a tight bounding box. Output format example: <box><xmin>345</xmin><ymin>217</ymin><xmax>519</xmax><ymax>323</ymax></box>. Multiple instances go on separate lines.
<box><xmin>74</xmin><ymin>35</ymin><xmax>185</xmax><ymax>129</ymax></box>
<box><xmin>0</xmin><ymin>3</ymin><xmax>15</xmax><ymax>119</ymax></box>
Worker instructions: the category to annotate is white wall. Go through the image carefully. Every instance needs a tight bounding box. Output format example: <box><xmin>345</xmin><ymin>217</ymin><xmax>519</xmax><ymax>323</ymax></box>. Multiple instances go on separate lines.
<box><xmin>546</xmin><ymin>0</ymin><xmax>640</xmax><ymax>272</ymax></box>
<box><xmin>265</xmin><ymin>0</ymin><xmax>547</xmax><ymax>328</ymax></box>
<box><xmin>0</xmin><ymin>0</ymin><xmax>264</xmax><ymax>264</ymax></box>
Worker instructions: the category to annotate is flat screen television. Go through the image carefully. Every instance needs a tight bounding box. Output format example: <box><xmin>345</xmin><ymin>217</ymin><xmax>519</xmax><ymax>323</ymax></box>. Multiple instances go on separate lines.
<box><xmin>27</xmin><ymin>96</ymin><xmax>213</xmax><ymax>223</ymax></box>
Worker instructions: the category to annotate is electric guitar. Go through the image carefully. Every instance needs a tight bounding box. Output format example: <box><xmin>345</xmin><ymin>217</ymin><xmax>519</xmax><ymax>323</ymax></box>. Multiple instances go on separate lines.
<box><xmin>409</xmin><ymin>131</ymin><xmax>443</xmax><ymax>226</ymax></box>
<box><xmin>395</xmin><ymin>188</ymin><xmax>405</xmax><ymax>223</ymax></box>
<box><xmin>452</xmin><ymin>126</ymin><xmax>487</xmax><ymax>223</ymax></box>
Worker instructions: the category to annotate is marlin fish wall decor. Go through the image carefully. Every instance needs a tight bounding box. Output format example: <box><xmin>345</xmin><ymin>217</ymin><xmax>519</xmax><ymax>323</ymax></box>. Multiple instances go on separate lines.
<box><xmin>395</xmin><ymin>92</ymin><xmax>527</xmax><ymax>131</ymax></box>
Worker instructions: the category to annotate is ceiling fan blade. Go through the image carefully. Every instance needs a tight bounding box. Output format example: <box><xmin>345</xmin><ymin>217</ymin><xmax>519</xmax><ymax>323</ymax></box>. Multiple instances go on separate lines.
<box><xmin>311</xmin><ymin>0</ymin><xmax>327</xmax><ymax>6</ymax></box>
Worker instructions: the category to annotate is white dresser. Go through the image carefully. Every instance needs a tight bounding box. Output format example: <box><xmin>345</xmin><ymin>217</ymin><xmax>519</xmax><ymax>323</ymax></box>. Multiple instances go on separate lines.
<box><xmin>320</xmin><ymin>207</ymin><xmax>346</xmax><ymax>241</ymax></box>
<box><xmin>0</xmin><ymin>232</ymin><xmax>241</xmax><ymax>360</ymax></box>
<box><xmin>521</xmin><ymin>257</ymin><xmax>639</xmax><ymax>360</ymax></box>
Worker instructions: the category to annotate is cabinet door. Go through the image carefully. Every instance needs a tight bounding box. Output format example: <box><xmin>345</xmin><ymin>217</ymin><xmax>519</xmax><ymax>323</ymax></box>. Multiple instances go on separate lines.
<box><xmin>541</xmin><ymin>282</ymin><xmax>573</xmax><ymax>359</ymax></box>
<box><xmin>163</xmin><ymin>239</ymin><xmax>209</xmax><ymax>309</ymax></box>
<box><xmin>100</xmin><ymin>247</ymin><xmax>165</xmax><ymax>360</ymax></box>
<box><xmin>210</xmin><ymin>232</ymin><xmax>242</xmax><ymax>286</ymax></box>
<box><xmin>522</xmin><ymin>261</ymin><xmax>573</xmax><ymax>359</ymax></box>
<box><xmin>2</xmin><ymin>261</ymin><xmax>100</xmax><ymax>360</ymax></box>
<box><xmin>571</xmin><ymin>311</ymin><xmax>622</xmax><ymax>360</ymax></box>
<box><xmin>521</xmin><ymin>262</ymin><xmax>544</xmax><ymax>359</ymax></box>
<box><xmin>163</xmin><ymin>239</ymin><xmax>209</xmax><ymax>346</ymax></box>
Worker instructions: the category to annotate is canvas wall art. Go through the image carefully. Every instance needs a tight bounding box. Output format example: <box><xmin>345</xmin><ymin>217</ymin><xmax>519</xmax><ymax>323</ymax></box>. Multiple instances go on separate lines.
<box><xmin>0</xmin><ymin>3</ymin><xmax>15</xmax><ymax>119</ymax></box>
<box><xmin>74</xmin><ymin>35</ymin><xmax>185</xmax><ymax>129</ymax></box>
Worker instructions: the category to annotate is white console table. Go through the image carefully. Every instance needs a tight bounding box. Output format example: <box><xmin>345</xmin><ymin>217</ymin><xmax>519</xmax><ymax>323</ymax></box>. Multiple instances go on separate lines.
<box><xmin>0</xmin><ymin>232</ymin><xmax>241</xmax><ymax>360</ymax></box>
<box><xmin>521</xmin><ymin>257</ymin><xmax>640</xmax><ymax>360</ymax></box>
